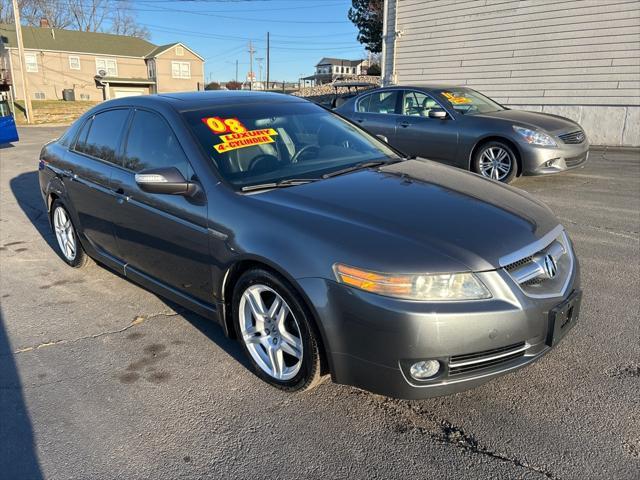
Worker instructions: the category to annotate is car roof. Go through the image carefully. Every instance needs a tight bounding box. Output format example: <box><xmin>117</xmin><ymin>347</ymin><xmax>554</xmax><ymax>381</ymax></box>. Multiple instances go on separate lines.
<box><xmin>100</xmin><ymin>90</ymin><xmax>309</xmax><ymax>112</ymax></box>
<box><xmin>376</xmin><ymin>84</ymin><xmax>466</xmax><ymax>92</ymax></box>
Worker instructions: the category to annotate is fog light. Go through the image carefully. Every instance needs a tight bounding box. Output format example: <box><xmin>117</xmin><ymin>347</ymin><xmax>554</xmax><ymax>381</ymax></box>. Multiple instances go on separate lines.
<box><xmin>410</xmin><ymin>360</ymin><xmax>440</xmax><ymax>380</ymax></box>
<box><xmin>544</xmin><ymin>158</ymin><xmax>559</xmax><ymax>167</ymax></box>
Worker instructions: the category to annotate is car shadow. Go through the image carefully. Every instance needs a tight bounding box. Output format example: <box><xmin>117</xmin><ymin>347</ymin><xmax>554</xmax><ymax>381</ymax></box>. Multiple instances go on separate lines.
<box><xmin>10</xmin><ymin>171</ymin><xmax>249</xmax><ymax>371</ymax></box>
<box><xmin>10</xmin><ymin>171</ymin><xmax>58</xmax><ymax>252</ymax></box>
<box><xmin>0</xmin><ymin>143</ymin><xmax>16</xmax><ymax>149</ymax></box>
<box><xmin>0</xmin><ymin>308</ymin><xmax>44</xmax><ymax>478</ymax></box>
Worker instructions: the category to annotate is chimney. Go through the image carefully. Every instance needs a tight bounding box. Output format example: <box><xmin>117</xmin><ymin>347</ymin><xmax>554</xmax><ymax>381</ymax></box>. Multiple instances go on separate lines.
<box><xmin>40</xmin><ymin>18</ymin><xmax>50</xmax><ymax>28</ymax></box>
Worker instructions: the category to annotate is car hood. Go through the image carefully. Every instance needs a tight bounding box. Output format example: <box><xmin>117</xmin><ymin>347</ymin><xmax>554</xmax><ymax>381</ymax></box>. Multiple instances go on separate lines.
<box><xmin>474</xmin><ymin>109</ymin><xmax>580</xmax><ymax>134</ymax></box>
<box><xmin>250</xmin><ymin>160</ymin><xmax>559</xmax><ymax>273</ymax></box>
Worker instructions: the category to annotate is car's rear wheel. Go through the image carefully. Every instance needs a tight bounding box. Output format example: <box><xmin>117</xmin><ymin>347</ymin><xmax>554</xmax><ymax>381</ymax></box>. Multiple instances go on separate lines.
<box><xmin>51</xmin><ymin>200</ymin><xmax>90</xmax><ymax>268</ymax></box>
<box><xmin>233</xmin><ymin>269</ymin><xmax>323</xmax><ymax>392</ymax></box>
<box><xmin>473</xmin><ymin>141</ymin><xmax>517</xmax><ymax>184</ymax></box>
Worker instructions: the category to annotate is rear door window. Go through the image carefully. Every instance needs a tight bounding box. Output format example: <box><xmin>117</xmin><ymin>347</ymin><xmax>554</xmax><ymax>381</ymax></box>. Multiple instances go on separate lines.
<box><xmin>357</xmin><ymin>91</ymin><xmax>399</xmax><ymax>115</ymax></box>
<box><xmin>75</xmin><ymin>109</ymin><xmax>129</xmax><ymax>165</ymax></box>
<box><xmin>122</xmin><ymin>109</ymin><xmax>190</xmax><ymax>178</ymax></box>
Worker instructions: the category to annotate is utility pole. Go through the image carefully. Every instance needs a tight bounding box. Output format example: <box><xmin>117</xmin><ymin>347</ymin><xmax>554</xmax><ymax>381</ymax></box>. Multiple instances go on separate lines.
<box><xmin>248</xmin><ymin>40</ymin><xmax>255</xmax><ymax>91</ymax></box>
<box><xmin>266</xmin><ymin>32</ymin><xmax>270</xmax><ymax>91</ymax></box>
<box><xmin>235</xmin><ymin>59</ymin><xmax>238</xmax><ymax>83</ymax></box>
<box><xmin>256</xmin><ymin>57</ymin><xmax>263</xmax><ymax>88</ymax></box>
<box><xmin>12</xmin><ymin>0</ymin><xmax>33</xmax><ymax>124</ymax></box>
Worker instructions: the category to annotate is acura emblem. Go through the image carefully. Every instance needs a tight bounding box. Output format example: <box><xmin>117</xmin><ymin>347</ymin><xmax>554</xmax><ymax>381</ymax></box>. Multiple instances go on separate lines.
<box><xmin>542</xmin><ymin>254</ymin><xmax>557</xmax><ymax>279</ymax></box>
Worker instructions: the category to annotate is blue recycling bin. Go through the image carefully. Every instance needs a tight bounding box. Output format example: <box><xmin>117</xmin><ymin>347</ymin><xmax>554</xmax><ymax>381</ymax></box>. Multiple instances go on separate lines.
<box><xmin>0</xmin><ymin>99</ymin><xmax>19</xmax><ymax>144</ymax></box>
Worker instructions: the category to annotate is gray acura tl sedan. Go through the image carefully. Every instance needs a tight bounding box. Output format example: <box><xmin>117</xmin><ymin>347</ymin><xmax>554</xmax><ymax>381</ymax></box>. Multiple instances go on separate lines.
<box><xmin>39</xmin><ymin>91</ymin><xmax>581</xmax><ymax>399</ymax></box>
<box><xmin>335</xmin><ymin>85</ymin><xmax>589</xmax><ymax>183</ymax></box>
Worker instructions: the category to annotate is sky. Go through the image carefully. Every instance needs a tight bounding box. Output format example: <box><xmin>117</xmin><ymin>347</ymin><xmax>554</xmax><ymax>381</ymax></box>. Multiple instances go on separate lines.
<box><xmin>129</xmin><ymin>0</ymin><xmax>367</xmax><ymax>83</ymax></box>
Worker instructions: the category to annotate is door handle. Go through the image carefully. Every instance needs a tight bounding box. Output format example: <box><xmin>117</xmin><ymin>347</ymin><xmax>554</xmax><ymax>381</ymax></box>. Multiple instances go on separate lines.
<box><xmin>114</xmin><ymin>188</ymin><xmax>130</xmax><ymax>204</ymax></box>
<box><xmin>399</xmin><ymin>121</ymin><xmax>411</xmax><ymax>128</ymax></box>
<box><xmin>354</xmin><ymin>118</ymin><xmax>365</xmax><ymax>123</ymax></box>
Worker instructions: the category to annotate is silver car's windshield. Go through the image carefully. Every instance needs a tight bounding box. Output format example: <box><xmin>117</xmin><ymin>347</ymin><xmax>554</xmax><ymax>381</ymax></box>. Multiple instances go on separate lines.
<box><xmin>437</xmin><ymin>88</ymin><xmax>505</xmax><ymax>115</ymax></box>
<box><xmin>182</xmin><ymin>101</ymin><xmax>400</xmax><ymax>190</ymax></box>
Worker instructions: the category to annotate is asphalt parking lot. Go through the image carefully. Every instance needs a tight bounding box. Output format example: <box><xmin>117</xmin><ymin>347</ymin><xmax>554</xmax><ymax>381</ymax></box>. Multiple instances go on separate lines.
<box><xmin>1</xmin><ymin>126</ymin><xmax>639</xmax><ymax>480</ymax></box>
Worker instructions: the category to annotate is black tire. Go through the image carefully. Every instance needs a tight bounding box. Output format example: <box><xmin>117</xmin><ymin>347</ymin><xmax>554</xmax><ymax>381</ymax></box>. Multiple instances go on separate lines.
<box><xmin>472</xmin><ymin>141</ymin><xmax>518</xmax><ymax>184</ymax></box>
<box><xmin>50</xmin><ymin>200</ymin><xmax>90</xmax><ymax>268</ymax></box>
<box><xmin>232</xmin><ymin>268</ymin><xmax>324</xmax><ymax>392</ymax></box>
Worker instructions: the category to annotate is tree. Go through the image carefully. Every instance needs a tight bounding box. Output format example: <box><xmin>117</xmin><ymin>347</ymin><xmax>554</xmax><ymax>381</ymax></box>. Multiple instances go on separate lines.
<box><xmin>348</xmin><ymin>0</ymin><xmax>383</xmax><ymax>54</ymax></box>
<box><xmin>367</xmin><ymin>63</ymin><xmax>381</xmax><ymax>76</ymax></box>
<box><xmin>225</xmin><ymin>80</ymin><xmax>242</xmax><ymax>91</ymax></box>
<box><xmin>205</xmin><ymin>81</ymin><xmax>221</xmax><ymax>91</ymax></box>
<box><xmin>110</xmin><ymin>1</ymin><xmax>150</xmax><ymax>40</ymax></box>
<box><xmin>0</xmin><ymin>0</ymin><xmax>149</xmax><ymax>39</ymax></box>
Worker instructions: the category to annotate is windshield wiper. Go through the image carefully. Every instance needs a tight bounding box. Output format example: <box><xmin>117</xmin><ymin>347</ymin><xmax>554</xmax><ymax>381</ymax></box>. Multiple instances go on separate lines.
<box><xmin>322</xmin><ymin>159</ymin><xmax>402</xmax><ymax>179</ymax></box>
<box><xmin>241</xmin><ymin>178</ymin><xmax>320</xmax><ymax>192</ymax></box>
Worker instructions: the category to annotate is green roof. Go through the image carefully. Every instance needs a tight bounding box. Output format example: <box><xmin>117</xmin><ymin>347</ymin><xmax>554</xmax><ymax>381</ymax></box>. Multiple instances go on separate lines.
<box><xmin>145</xmin><ymin>43</ymin><xmax>179</xmax><ymax>58</ymax></box>
<box><xmin>0</xmin><ymin>24</ymin><xmax>157</xmax><ymax>57</ymax></box>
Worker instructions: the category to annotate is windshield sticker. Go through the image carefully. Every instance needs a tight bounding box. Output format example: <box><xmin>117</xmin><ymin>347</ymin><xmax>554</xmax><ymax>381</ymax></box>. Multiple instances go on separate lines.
<box><xmin>202</xmin><ymin>116</ymin><xmax>248</xmax><ymax>134</ymax></box>
<box><xmin>214</xmin><ymin>128</ymin><xmax>279</xmax><ymax>153</ymax></box>
<box><xmin>442</xmin><ymin>92</ymin><xmax>472</xmax><ymax>104</ymax></box>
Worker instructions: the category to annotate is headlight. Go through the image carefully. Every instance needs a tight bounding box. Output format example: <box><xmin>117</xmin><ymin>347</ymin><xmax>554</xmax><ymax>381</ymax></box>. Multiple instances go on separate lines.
<box><xmin>513</xmin><ymin>125</ymin><xmax>557</xmax><ymax>147</ymax></box>
<box><xmin>333</xmin><ymin>264</ymin><xmax>492</xmax><ymax>301</ymax></box>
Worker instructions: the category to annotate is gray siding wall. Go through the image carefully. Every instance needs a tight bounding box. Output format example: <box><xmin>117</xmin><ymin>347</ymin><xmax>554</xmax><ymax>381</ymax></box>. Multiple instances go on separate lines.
<box><xmin>383</xmin><ymin>0</ymin><xmax>640</xmax><ymax>146</ymax></box>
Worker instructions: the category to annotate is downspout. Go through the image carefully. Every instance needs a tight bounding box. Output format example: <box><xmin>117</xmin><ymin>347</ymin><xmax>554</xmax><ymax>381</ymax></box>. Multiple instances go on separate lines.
<box><xmin>381</xmin><ymin>0</ymin><xmax>389</xmax><ymax>86</ymax></box>
<box><xmin>381</xmin><ymin>0</ymin><xmax>399</xmax><ymax>86</ymax></box>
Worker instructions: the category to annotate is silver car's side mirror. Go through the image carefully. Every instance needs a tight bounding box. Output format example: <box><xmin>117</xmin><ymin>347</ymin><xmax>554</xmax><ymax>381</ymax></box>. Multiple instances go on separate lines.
<box><xmin>428</xmin><ymin>109</ymin><xmax>448</xmax><ymax>119</ymax></box>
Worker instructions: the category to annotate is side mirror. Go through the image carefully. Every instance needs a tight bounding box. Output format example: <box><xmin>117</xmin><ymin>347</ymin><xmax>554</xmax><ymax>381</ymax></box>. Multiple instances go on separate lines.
<box><xmin>135</xmin><ymin>167</ymin><xmax>198</xmax><ymax>196</ymax></box>
<box><xmin>376</xmin><ymin>134</ymin><xmax>389</xmax><ymax>143</ymax></box>
<box><xmin>428</xmin><ymin>108</ymin><xmax>448</xmax><ymax>119</ymax></box>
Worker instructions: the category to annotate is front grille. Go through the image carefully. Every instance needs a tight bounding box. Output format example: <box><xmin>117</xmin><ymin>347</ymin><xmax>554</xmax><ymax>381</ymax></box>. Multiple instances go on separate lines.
<box><xmin>503</xmin><ymin>229</ymin><xmax>574</xmax><ymax>298</ymax></box>
<box><xmin>565</xmin><ymin>154</ymin><xmax>587</xmax><ymax>167</ymax></box>
<box><xmin>558</xmin><ymin>130</ymin><xmax>585</xmax><ymax>144</ymax></box>
<box><xmin>449</xmin><ymin>342</ymin><xmax>526</xmax><ymax>375</ymax></box>
<box><xmin>505</xmin><ymin>256</ymin><xmax>533</xmax><ymax>272</ymax></box>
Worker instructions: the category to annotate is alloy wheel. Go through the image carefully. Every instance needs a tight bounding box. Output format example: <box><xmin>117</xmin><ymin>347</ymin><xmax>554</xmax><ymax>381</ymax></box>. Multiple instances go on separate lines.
<box><xmin>239</xmin><ymin>284</ymin><xmax>303</xmax><ymax>381</ymax></box>
<box><xmin>478</xmin><ymin>146</ymin><xmax>513</xmax><ymax>181</ymax></box>
<box><xmin>53</xmin><ymin>206</ymin><xmax>77</xmax><ymax>261</ymax></box>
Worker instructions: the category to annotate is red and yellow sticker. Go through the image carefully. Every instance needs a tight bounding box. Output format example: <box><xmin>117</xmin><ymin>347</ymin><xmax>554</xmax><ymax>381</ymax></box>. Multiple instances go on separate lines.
<box><xmin>202</xmin><ymin>117</ymin><xmax>279</xmax><ymax>153</ymax></box>
<box><xmin>442</xmin><ymin>92</ymin><xmax>472</xmax><ymax>104</ymax></box>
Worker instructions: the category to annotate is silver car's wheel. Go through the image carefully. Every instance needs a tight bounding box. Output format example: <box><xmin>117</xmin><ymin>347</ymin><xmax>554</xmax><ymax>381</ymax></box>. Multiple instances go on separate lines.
<box><xmin>53</xmin><ymin>206</ymin><xmax>77</xmax><ymax>261</ymax></box>
<box><xmin>239</xmin><ymin>284</ymin><xmax>304</xmax><ymax>381</ymax></box>
<box><xmin>478</xmin><ymin>146</ymin><xmax>514</xmax><ymax>181</ymax></box>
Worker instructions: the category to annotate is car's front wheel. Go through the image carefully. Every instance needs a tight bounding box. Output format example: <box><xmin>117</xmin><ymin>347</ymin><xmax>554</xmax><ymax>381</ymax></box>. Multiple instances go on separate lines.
<box><xmin>473</xmin><ymin>141</ymin><xmax>518</xmax><ymax>183</ymax></box>
<box><xmin>233</xmin><ymin>269</ymin><xmax>324</xmax><ymax>392</ymax></box>
<box><xmin>51</xmin><ymin>200</ymin><xmax>90</xmax><ymax>268</ymax></box>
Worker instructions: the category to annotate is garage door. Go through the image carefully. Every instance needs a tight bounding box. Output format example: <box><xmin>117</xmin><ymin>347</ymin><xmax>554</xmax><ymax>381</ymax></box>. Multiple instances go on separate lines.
<box><xmin>113</xmin><ymin>88</ymin><xmax>146</xmax><ymax>98</ymax></box>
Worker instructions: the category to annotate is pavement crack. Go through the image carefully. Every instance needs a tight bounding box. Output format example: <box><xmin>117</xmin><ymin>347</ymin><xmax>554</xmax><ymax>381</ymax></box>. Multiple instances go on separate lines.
<box><xmin>356</xmin><ymin>393</ymin><xmax>559</xmax><ymax>479</ymax></box>
<box><xmin>560</xmin><ymin>218</ymin><xmax>639</xmax><ymax>239</ymax></box>
<box><xmin>12</xmin><ymin>310</ymin><xmax>179</xmax><ymax>355</ymax></box>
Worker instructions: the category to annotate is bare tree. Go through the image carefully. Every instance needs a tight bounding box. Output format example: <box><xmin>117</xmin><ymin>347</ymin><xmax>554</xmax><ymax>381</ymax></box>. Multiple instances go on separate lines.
<box><xmin>21</xmin><ymin>0</ymin><xmax>74</xmax><ymax>28</ymax></box>
<box><xmin>67</xmin><ymin>0</ymin><xmax>110</xmax><ymax>32</ymax></box>
<box><xmin>111</xmin><ymin>1</ymin><xmax>150</xmax><ymax>40</ymax></box>
<box><xmin>1</xmin><ymin>0</ymin><xmax>149</xmax><ymax>40</ymax></box>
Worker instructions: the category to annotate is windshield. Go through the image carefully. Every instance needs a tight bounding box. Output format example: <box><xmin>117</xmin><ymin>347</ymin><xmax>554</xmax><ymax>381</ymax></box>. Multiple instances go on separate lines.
<box><xmin>181</xmin><ymin>101</ymin><xmax>400</xmax><ymax>189</ymax></box>
<box><xmin>437</xmin><ymin>88</ymin><xmax>505</xmax><ymax>115</ymax></box>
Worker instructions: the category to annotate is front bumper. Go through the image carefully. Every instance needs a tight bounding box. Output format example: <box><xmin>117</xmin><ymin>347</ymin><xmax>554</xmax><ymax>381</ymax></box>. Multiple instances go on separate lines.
<box><xmin>519</xmin><ymin>141</ymin><xmax>589</xmax><ymax>176</ymax></box>
<box><xmin>297</xmin><ymin>262</ymin><xmax>580</xmax><ymax>400</ymax></box>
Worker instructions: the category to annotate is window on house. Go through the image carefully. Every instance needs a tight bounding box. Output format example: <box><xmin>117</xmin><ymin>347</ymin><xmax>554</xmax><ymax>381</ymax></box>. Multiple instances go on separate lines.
<box><xmin>68</xmin><ymin>56</ymin><xmax>80</xmax><ymax>70</ymax></box>
<box><xmin>147</xmin><ymin>60</ymin><xmax>155</xmax><ymax>79</ymax></box>
<box><xmin>175</xmin><ymin>45</ymin><xmax>184</xmax><ymax>56</ymax></box>
<box><xmin>34</xmin><ymin>92</ymin><xmax>45</xmax><ymax>99</ymax></box>
<box><xmin>25</xmin><ymin>53</ymin><xmax>38</xmax><ymax>72</ymax></box>
<box><xmin>95</xmin><ymin>58</ymin><xmax>117</xmax><ymax>76</ymax></box>
<box><xmin>80</xmin><ymin>93</ymin><xmax>90</xmax><ymax>100</ymax></box>
<box><xmin>171</xmin><ymin>61</ymin><xmax>190</xmax><ymax>79</ymax></box>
